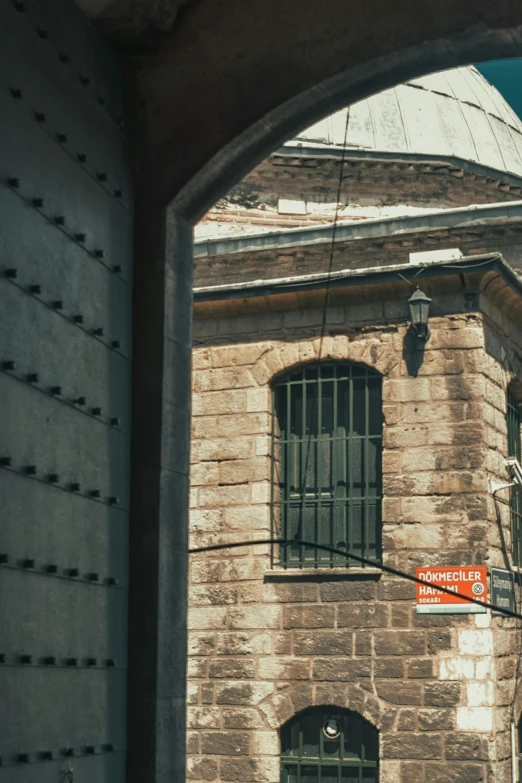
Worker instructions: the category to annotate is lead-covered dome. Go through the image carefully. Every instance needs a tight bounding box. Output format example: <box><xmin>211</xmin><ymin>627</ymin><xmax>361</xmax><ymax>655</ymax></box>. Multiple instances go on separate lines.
<box><xmin>290</xmin><ymin>66</ymin><xmax>522</xmax><ymax>177</ymax></box>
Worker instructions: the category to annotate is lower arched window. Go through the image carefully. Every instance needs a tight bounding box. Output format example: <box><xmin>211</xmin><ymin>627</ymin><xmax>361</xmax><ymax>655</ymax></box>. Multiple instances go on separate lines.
<box><xmin>281</xmin><ymin>707</ymin><xmax>379</xmax><ymax>782</ymax></box>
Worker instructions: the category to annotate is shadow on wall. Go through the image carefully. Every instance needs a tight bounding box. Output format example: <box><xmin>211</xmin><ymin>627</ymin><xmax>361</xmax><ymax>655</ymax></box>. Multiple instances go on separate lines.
<box><xmin>402</xmin><ymin>329</ymin><xmax>427</xmax><ymax>377</ymax></box>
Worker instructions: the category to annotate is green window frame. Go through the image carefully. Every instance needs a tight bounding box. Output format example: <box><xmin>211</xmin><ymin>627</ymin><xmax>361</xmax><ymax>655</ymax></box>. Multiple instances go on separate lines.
<box><xmin>271</xmin><ymin>362</ymin><xmax>382</xmax><ymax>569</ymax></box>
<box><xmin>281</xmin><ymin>707</ymin><xmax>379</xmax><ymax>783</ymax></box>
<box><xmin>507</xmin><ymin>386</ymin><xmax>522</xmax><ymax>567</ymax></box>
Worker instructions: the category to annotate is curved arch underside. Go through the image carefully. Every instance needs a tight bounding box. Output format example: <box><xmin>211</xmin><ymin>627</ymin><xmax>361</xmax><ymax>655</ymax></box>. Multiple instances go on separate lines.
<box><xmin>137</xmin><ymin>0</ymin><xmax>522</xmax><ymax>216</ymax></box>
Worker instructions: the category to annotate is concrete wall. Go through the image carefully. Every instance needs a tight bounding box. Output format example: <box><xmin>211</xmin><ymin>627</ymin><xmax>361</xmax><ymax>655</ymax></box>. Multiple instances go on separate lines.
<box><xmin>188</xmin><ymin>286</ymin><xmax>522</xmax><ymax>783</ymax></box>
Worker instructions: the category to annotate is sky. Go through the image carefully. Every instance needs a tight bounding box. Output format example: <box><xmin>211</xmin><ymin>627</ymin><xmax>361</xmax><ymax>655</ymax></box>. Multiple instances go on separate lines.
<box><xmin>476</xmin><ymin>59</ymin><xmax>522</xmax><ymax>119</ymax></box>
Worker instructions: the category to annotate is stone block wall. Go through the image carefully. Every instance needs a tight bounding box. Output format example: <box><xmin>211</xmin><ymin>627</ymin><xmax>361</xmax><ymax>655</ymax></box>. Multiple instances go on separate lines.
<box><xmin>188</xmin><ymin>287</ymin><xmax>522</xmax><ymax>783</ymax></box>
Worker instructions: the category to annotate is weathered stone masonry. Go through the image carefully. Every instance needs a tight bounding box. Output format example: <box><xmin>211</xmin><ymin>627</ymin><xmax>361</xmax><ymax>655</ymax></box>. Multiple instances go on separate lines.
<box><xmin>188</xmin><ymin>267</ymin><xmax>522</xmax><ymax>783</ymax></box>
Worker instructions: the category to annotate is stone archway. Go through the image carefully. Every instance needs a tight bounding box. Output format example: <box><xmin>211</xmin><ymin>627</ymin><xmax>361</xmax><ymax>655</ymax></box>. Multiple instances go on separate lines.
<box><xmin>252</xmin><ymin>335</ymin><xmax>400</xmax><ymax>387</ymax></box>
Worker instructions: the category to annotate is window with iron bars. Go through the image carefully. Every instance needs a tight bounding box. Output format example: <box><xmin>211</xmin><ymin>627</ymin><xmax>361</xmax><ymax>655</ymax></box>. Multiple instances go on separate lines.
<box><xmin>270</xmin><ymin>362</ymin><xmax>382</xmax><ymax>568</ymax></box>
<box><xmin>507</xmin><ymin>386</ymin><xmax>522</xmax><ymax>567</ymax></box>
<box><xmin>280</xmin><ymin>707</ymin><xmax>379</xmax><ymax>782</ymax></box>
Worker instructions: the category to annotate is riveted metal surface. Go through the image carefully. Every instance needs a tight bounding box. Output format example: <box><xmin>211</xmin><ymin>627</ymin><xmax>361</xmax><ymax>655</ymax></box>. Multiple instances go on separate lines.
<box><xmin>0</xmin><ymin>472</ymin><xmax>128</xmax><ymax>587</ymax></box>
<box><xmin>0</xmin><ymin>0</ymin><xmax>127</xmax><ymax>134</ymax></box>
<box><xmin>0</xmin><ymin>569</ymin><xmax>128</xmax><ymax>663</ymax></box>
<box><xmin>0</xmin><ymin>9</ymin><xmax>131</xmax><ymax>209</ymax></box>
<box><xmin>0</xmin><ymin>2</ymin><xmax>132</xmax><ymax>780</ymax></box>
<box><xmin>1</xmin><ymin>283</ymin><xmax>131</xmax><ymax>433</ymax></box>
<box><xmin>0</xmin><ymin>754</ymin><xmax>124</xmax><ymax>782</ymax></box>
<box><xmin>0</xmin><ymin>377</ymin><xmax>130</xmax><ymax>506</ymax></box>
<box><xmin>0</xmin><ymin>99</ymin><xmax>132</xmax><ymax>272</ymax></box>
<box><xmin>0</xmin><ymin>667</ymin><xmax>126</xmax><ymax>755</ymax></box>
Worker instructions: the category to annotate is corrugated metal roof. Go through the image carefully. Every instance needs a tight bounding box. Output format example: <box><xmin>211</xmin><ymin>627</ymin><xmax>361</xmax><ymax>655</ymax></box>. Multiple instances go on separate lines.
<box><xmin>290</xmin><ymin>66</ymin><xmax>522</xmax><ymax>177</ymax></box>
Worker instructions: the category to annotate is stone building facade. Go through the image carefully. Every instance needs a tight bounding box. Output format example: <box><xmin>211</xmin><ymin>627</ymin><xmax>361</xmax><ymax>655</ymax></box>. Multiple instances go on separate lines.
<box><xmin>187</xmin><ymin>67</ymin><xmax>522</xmax><ymax>783</ymax></box>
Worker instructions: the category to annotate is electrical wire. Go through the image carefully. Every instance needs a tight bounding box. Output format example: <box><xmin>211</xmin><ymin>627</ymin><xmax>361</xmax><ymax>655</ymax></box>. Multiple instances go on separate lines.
<box><xmin>293</xmin><ymin>109</ymin><xmax>352</xmax><ymax>544</ymax></box>
<box><xmin>189</xmin><ymin>536</ymin><xmax>522</xmax><ymax>620</ymax></box>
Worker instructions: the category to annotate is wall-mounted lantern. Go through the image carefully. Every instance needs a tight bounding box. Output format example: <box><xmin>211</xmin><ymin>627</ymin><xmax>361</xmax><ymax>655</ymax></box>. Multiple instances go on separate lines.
<box><xmin>408</xmin><ymin>286</ymin><xmax>431</xmax><ymax>340</ymax></box>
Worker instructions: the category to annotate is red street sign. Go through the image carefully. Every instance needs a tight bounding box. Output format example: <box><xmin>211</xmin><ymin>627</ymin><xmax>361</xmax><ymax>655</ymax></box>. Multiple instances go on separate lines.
<box><xmin>415</xmin><ymin>566</ymin><xmax>488</xmax><ymax>614</ymax></box>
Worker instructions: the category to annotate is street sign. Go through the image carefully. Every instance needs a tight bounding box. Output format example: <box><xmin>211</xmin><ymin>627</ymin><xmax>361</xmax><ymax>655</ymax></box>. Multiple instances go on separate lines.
<box><xmin>415</xmin><ymin>566</ymin><xmax>487</xmax><ymax>614</ymax></box>
<box><xmin>491</xmin><ymin>568</ymin><xmax>515</xmax><ymax>616</ymax></box>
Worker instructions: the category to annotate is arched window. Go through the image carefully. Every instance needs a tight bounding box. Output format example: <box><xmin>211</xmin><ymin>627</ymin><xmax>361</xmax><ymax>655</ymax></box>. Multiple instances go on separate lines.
<box><xmin>281</xmin><ymin>707</ymin><xmax>379</xmax><ymax>782</ymax></box>
<box><xmin>271</xmin><ymin>362</ymin><xmax>382</xmax><ymax>568</ymax></box>
<box><xmin>507</xmin><ymin>386</ymin><xmax>522</xmax><ymax>565</ymax></box>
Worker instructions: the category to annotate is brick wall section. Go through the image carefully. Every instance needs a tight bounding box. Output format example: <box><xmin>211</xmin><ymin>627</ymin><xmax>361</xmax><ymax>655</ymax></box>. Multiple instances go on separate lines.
<box><xmin>239</xmin><ymin>157</ymin><xmax>522</xmax><ymax>208</ymax></box>
<box><xmin>188</xmin><ymin>288</ymin><xmax>522</xmax><ymax>783</ymax></box>
<box><xmin>194</xmin><ymin>224</ymin><xmax>522</xmax><ymax>287</ymax></box>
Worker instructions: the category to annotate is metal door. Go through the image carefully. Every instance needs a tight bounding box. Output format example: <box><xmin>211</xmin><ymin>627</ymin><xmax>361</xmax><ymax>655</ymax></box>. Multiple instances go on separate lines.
<box><xmin>0</xmin><ymin>1</ymin><xmax>132</xmax><ymax>780</ymax></box>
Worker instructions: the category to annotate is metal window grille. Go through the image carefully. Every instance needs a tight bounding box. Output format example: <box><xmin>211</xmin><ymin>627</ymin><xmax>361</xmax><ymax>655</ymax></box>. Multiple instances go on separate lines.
<box><xmin>507</xmin><ymin>387</ymin><xmax>522</xmax><ymax>567</ymax></box>
<box><xmin>280</xmin><ymin>707</ymin><xmax>379</xmax><ymax>782</ymax></box>
<box><xmin>271</xmin><ymin>363</ymin><xmax>382</xmax><ymax>568</ymax></box>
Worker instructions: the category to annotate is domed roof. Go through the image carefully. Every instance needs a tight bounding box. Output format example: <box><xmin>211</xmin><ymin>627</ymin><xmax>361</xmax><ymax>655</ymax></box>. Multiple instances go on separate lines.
<box><xmin>289</xmin><ymin>66</ymin><xmax>522</xmax><ymax>178</ymax></box>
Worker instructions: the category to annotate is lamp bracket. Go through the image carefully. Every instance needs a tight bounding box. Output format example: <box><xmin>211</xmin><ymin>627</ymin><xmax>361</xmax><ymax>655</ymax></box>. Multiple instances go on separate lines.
<box><xmin>490</xmin><ymin>478</ymin><xmax>515</xmax><ymax>495</ymax></box>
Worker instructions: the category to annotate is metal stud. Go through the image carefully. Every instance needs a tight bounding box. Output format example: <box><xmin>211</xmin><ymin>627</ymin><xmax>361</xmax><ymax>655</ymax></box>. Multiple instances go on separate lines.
<box><xmin>17</xmin><ymin>753</ymin><xmax>30</xmax><ymax>763</ymax></box>
<box><xmin>31</xmin><ymin>197</ymin><xmax>43</xmax><ymax>208</ymax></box>
<box><xmin>113</xmin><ymin>265</ymin><xmax>122</xmax><ymax>273</ymax></box>
<box><xmin>57</xmin><ymin>133</ymin><xmax>67</xmax><ymax>143</ymax></box>
<box><xmin>67</xmin><ymin>568</ymin><xmax>79</xmax><ymax>577</ymax></box>
<box><xmin>29</xmin><ymin>284</ymin><xmax>41</xmax><ymax>294</ymax></box>
<box><xmin>108</xmin><ymin>496</ymin><xmax>119</xmax><ymax>505</ymax></box>
<box><xmin>110</xmin><ymin>417</ymin><xmax>120</xmax><ymax>427</ymax></box>
<box><xmin>66</xmin><ymin>658</ymin><xmax>78</xmax><ymax>667</ymax></box>
<box><xmin>24</xmin><ymin>465</ymin><xmax>37</xmax><ymax>475</ymax></box>
<box><xmin>19</xmin><ymin>654</ymin><xmax>32</xmax><ymax>664</ymax></box>
<box><xmin>43</xmin><ymin>656</ymin><xmax>56</xmax><ymax>665</ymax></box>
<box><xmin>2</xmin><ymin>361</ymin><xmax>15</xmax><ymax>370</ymax></box>
<box><xmin>0</xmin><ymin>458</ymin><xmax>11</xmax><ymax>467</ymax></box>
<box><xmin>73</xmin><ymin>315</ymin><xmax>84</xmax><ymax>324</ymax></box>
<box><xmin>106</xmin><ymin>577</ymin><xmax>118</xmax><ymax>586</ymax></box>
<box><xmin>106</xmin><ymin>659</ymin><xmax>116</xmax><ymax>668</ymax></box>
<box><xmin>87</xmin><ymin>573</ymin><xmax>99</xmax><ymax>582</ymax></box>
<box><xmin>10</xmin><ymin>87</ymin><xmax>22</xmax><ymax>98</ymax></box>
<box><xmin>77</xmin><ymin>153</ymin><xmax>87</xmax><ymax>163</ymax></box>
<box><xmin>45</xmin><ymin>565</ymin><xmax>58</xmax><ymax>574</ymax></box>
<box><xmin>94</xmin><ymin>327</ymin><xmax>104</xmax><ymax>336</ymax></box>
<box><xmin>27</xmin><ymin>373</ymin><xmax>39</xmax><ymax>383</ymax></box>
<box><xmin>85</xmin><ymin>744</ymin><xmax>96</xmax><ymax>754</ymax></box>
<box><xmin>74</xmin><ymin>396</ymin><xmax>86</xmax><ymax>406</ymax></box>
<box><xmin>111</xmin><ymin>340</ymin><xmax>121</xmax><ymax>349</ymax></box>
<box><xmin>92</xmin><ymin>407</ymin><xmax>102</xmax><ymax>416</ymax></box>
<box><xmin>96</xmin><ymin>172</ymin><xmax>107</xmax><ymax>182</ymax></box>
<box><xmin>34</xmin><ymin>112</ymin><xmax>46</xmax><ymax>123</ymax></box>
<box><xmin>50</xmin><ymin>386</ymin><xmax>62</xmax><ymax>395</ymax></box>
<box><xmin>69</xmin><ymin>482</ymin><xmax>81</xmax><ymax>492</ymax></box>
<box><xmin>90</xmin><ymin>489</ymin><xmax>101</xmax><ymax>498</ymax></box>
<box><xmin>0</xmin><ymin>554</ymin><xmax>9</xmax><ymax>563</ymax></box>
<box><xmin>75</xmin><ymin>232</ymin><xmax>86</xmax><ymax>242</ymax></box>
<box><xmin>52</xmin><ymin>300</ymin><xmax>63</xmax><ymax>310</ymax></box>
<box><xmin>22</xmin><ymin>558</ymin><xmax>35</xmax><ymax>569</ymax></box>
<box><xmin>54</xmin><ymin>216</ymin><xmax>65</xmax><ymax>226</ymax></box>
<box><xmin>7</xmin><ymin>177</ymin><xmax>19</xmax><ymax>188</ymax></box>
<box><xmin>86</xmin><ymin>657</ymin><xmax>97</xmax><ymax>667</ymax></box>
<box><xmin>48</xmin><ymin>473</ymin><xmax>59</xmax><ymax>483</ymax></box>
<box><xmin>94</xmin><ymin>249</ymin><xmax>105</xmax><ymax>259</ymax></box>
<box><xmin>5</xmin><ymin>268</ymin><xmax>17</xmax><ymax>278</ymax></box>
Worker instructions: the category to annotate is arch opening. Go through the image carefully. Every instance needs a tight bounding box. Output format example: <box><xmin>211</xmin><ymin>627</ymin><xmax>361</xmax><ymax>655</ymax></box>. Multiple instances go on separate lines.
<box><xmin>280</xmin><ymin>707</ymin><xmax>379</xmax><ymax>782</ymax></box>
